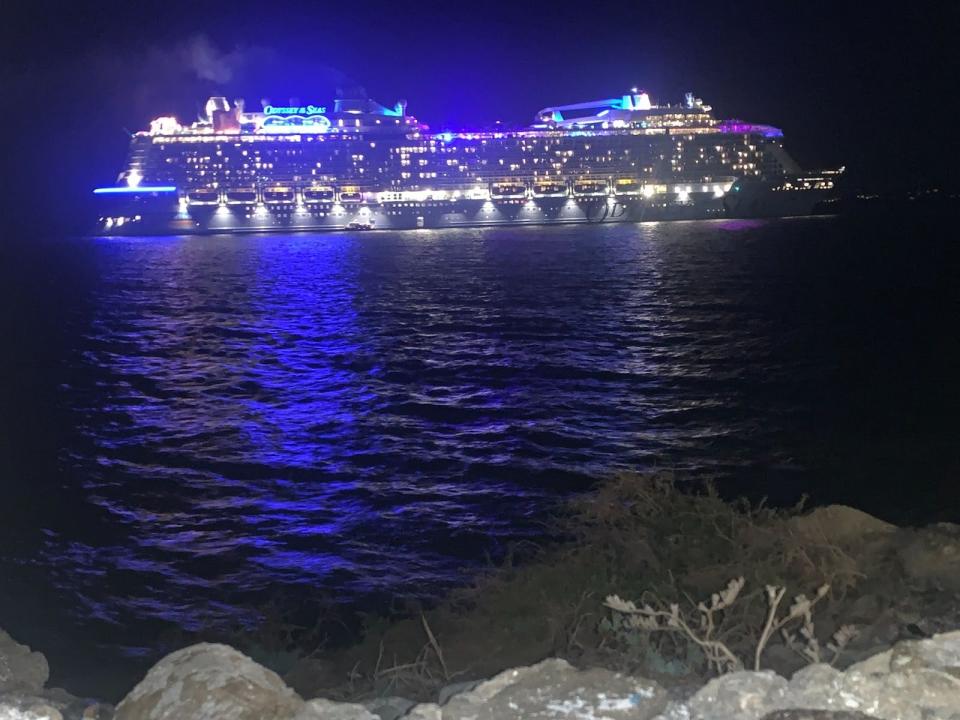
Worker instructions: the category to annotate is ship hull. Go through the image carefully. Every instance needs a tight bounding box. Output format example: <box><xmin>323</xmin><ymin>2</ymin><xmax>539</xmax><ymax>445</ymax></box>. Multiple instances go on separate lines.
<box><xmin>723</xmin><ymin>181</ymin><xmax>833</xmax><ymax>218</ymax></box>
<box><xmin>94</xmin><ymin>195</ymin><xmax>740</xmax><ymax>236</ymax></box>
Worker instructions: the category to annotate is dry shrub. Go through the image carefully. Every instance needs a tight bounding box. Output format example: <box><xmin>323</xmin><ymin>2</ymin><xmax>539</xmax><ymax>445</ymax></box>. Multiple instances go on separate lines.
<box><xmin>604</xmin><ymin>577</ymin><xmax>859</xmax><ymax>675</ymax></box>
<box><xmin>320</xmin><ymin>471</ymin><xmax>873</xmax><ymax>697</ymax></box>
<box><xmin>575</xmin><ymin>472</ymin><xmax>867</xmax><ymax>677</ymax></box>
<box><xmin>568</xmin><ymin>471</ymin><xmax>863</xmax><ymax>597</ymax></box>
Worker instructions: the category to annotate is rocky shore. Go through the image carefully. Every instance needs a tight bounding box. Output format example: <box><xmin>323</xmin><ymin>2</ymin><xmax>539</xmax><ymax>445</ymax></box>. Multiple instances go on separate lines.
<box><xmin>3</xmin><ymin>475</ymin><xmax>960</xmax><ymax>719</ymax></box>
<box><xmin>2</xmin><ymin>625</ymin><xmax>959</xmax><ymax>719</ymax></box>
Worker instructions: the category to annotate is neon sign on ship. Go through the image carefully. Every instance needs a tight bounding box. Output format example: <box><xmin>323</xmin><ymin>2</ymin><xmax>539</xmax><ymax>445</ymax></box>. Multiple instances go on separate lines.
<box><xmin>263</xmin><ymin>104</ymin><xmax>327</xmax><ymax>115</ymax></box>
<box><xmin>260</xmin><ymin>114</ymin><xmax>332</xmax><ymax>133</ymax></box>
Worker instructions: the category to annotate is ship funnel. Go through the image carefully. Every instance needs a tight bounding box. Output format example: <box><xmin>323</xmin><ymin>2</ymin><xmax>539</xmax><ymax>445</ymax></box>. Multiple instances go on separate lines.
<box><xmin>204</xmin><ymin>96</ymin><xmax>230</xmax><ymax>123</ymax></box>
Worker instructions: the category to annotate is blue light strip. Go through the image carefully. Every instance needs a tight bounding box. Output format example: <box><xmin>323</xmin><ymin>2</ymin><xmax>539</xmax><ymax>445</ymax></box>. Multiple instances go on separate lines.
<box><xmin>93</xmin><ymin>186</ymin><xmax>178</xmax><ymax>194</ymax></box>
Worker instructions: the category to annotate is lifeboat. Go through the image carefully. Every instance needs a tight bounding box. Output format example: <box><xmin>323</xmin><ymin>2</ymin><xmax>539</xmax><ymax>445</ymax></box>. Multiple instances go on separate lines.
<box><xmin>532</xmin><ymin>182</ymin><xmax>568</xmax><ymax>197</ymax></box>
<box><xmin>490</xmin><ymin>182</ymin><xmax>527</xmax><ymax>199</ymax></box>
<box><xmin>303</xmin><ymin>186</ymin><xmax>336</xmax><ymax>203</ymax></box>
<box><xmin>572</xmin><ymin>180</ymin><xmax>608</xmax><ymax>197</ymax></box>
<box><xmin>338</xmin><ymin>186</ymin><xmax>363</xmax><ymax>203</ymax></box>
<box><xmin>262</xmin><ymin>187</ymin><xmax>294</xmax><ymax>204</ymax></box>
<box><xmin>187</xmin><ymin>188</ymin><xmax>220</xmax><ymax>205</ymax></box>
<box><xmin>613</xmin><ymin>178</ymin><xmax>641</xmax><ymax>196</ymax></box>
<box><xmin>225</xmin><ymin>188</ymin><xmax>257</xmax><ymax>204</ymax></box>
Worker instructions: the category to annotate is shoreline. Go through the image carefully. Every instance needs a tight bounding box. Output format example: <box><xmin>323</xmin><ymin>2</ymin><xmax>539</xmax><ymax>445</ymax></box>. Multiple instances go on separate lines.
<box><xmin>4</xmin><ymin>472</ymin><xmax>959</xmax><ymax>718</ymax></box>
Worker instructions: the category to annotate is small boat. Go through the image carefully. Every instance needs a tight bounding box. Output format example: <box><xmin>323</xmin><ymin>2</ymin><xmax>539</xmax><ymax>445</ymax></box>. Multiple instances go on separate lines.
<box><xmin>303</xmin><ymin>186</ymin><xmax>336</xmax><ymax>203</ymax></box>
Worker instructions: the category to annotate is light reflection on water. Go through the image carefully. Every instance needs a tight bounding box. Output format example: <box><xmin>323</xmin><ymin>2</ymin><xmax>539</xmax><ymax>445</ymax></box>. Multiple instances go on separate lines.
<box><xmin>6</xmin><ymin>215</ymin><xmax>958</xmax><ymax>676</ymax></box>
<box><xmin>53</xmin><ymin>222</ymin><xmax>792</xmax><ymax>628</ymax></box>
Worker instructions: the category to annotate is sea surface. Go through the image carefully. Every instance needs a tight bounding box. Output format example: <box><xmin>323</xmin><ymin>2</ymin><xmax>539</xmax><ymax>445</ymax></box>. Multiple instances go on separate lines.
<box><xmin>1</xmin><ymin>213</ymin><xmax>958</xmax><ymax>695</ymax></box>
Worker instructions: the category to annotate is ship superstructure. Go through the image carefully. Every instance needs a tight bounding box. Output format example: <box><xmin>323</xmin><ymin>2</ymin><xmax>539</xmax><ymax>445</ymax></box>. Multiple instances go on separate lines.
<box><xmin>93</xmin><ymin>88</ymin><xmax>838</xmax><ymax>234</ymax></box>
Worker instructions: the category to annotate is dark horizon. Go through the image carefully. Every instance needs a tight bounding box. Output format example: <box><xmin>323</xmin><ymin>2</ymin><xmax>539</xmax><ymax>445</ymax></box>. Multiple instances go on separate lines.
<box><xmin>2</xmin><ymin>0</ymin><xmax>958</xmax><ymax>234</ymax></box>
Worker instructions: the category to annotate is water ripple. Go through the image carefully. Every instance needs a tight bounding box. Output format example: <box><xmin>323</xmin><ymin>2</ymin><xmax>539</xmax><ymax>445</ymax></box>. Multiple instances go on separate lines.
<box><xmin>6</xmin><ymin>216</ymin><xmax>957</xmax><ymax>648</ymax></box>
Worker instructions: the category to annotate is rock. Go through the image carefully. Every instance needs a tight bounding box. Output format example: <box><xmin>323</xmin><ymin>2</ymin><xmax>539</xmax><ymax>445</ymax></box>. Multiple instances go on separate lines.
<box><xmin>80</xmin><ymin>702</ymin><xmax>114</xmax><ymax>720</ymax></box>
<box><xmin>832</xmin><ymin>665</ymin><xmax>960</xmax><ymax>720</ymax></box>
<box><xmin>0</xmin><ymin>629</ymin><xmax>50</xmax><ymax>693</ymax></box>
<box><xmin>402</xmin><ymin>705</ymin><xmax>441</xmax><ymax>720</ymax></box>
<box><xmin>897</xmin><ymin>523</ymin><xmax>960</xmax><ymax>591</ymax></box>
<box><xmin>845</xmin><ymin>648</ymin><xmax>891</xmax><ymax>676</ymax></box>
<box><xmin>672</xmin><ymin>631</ymin><xmax>960</xmax><ymax>719</ymax></box>
<box><xmin>783</xmin><ymin>664</ymin><xmax>849</xmax><ymax>711</ymax></box>
<box><xmin>782</xmin><ymin>631</ymin><xmax>960</xmax><ymax>719</ymax></box>
<box><xmin>436</xmin><ymin>680</ymin><xmax>480</xmax><ymax>706</ymax></box>
<box><xmin>686</xmin><ymin>671</ymin><xmax>789</xmax><ymax>720</ymax></box>
<box><xmin>0</xmin><ymin>695</ymin><xmax>63</xmax><ymax>719</ymax></box>
<box><xmin>32</xmin><ymin>706</ymin><xmax>63</xmax><ymax>720</ymax></box>
<box><xmin>889</xmin><ymin>629</ymin><xmax>960</xmax><ymax>678</ymax></box>
<box><xmin>361</xmin><ymin>695</ymin><xmax>416</xmax><ymax>720</ymax></box>
<box><xmin>760</xmin><ymin>712</ymin><xmax>876</xmax><ymax>719</ymax></box>
<box><xmin>113</xmin><ymin>643</ymin><xmax>303</xmax><ymax>720</ymax></box>
<box><xmin>789</xmin><ymin>506</ymin><xmax>895</xmax><ymax>545</ymax></box>
<box><xmin>840</xmin><ymin>609</ymin><xmax>900</xmax><ymax>664</ymax></box>
<box><xmin>0</xmin><ymin>689</ymin><xmax>109</xmax><ymax>720</ymax></box>
<box><xmin>439</xmin><ymin>658</ymin><xmax>667</xmax><ymax>719</ymax></box>
<box><xmin>294</xmin><ymin>697</ymin><xmax>378</xmax><ymax>719</ymax></box>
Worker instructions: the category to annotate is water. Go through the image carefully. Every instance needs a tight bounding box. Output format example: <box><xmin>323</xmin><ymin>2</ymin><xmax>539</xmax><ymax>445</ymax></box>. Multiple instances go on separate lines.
<box><xmin>1</xmin><ymin>214</ymin><xmax>958</xmax><ymax>695</ymax></box>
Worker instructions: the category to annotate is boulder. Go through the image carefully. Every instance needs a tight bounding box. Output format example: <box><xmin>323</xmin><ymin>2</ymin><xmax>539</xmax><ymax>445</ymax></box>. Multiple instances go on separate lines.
<box><xmin>361</xmin><ymin>695</ymin><xmax>416</xmax><ymax>720</ymax></box>
<box><xmin>0</xmin><ymin>629</ymin><xmax>49</xmax><ymax>693</ymax></box>
<box><xmin>113</xmin><ymin>643</ymin><xmax>303</xmax><ymax>720</ymax></box>
<box><xmin>0</xmin><ymin>688</ymin><xmax>110</xmax><ymax>720</ymax></box>
<box><xmin>437</xmin><ymin>680</ymin><xmax>480</xmax><ymax>706</ymax></box>
<box><xmin>888</xmin><ymin>629</ymin><xmax>960</xmax><ymax>678</ymax></box>
<box><xmin>789</xmin><ymin>506</ymin><xmax>895</xmax><ymax>545</ymax></box>
<box><xmin>686</xmin><ymin>671</ymin><xmax>789</xmax><ymax>720</ymax></box>
<box><xmin>665</xmin><ymin>630</ymin><xmax>960</xmax><ymax>720</ymax></box>
<box><xmin>823</xmin><ymin>665</ymin><xmax>960</xmax><ymax>720</ymax></box>
<box><xmin>294</xmin><ymin>697</ymin><xmax>378</xmax><ymax>719</ymax></box>
<box><xmin>0</xmin><ymin>697</ymin><xmax>63</xmax><ymax>719</ymax></box>
<box><xmin>897</xmin><ymin>523</ymin><xmax>960</xmax><ymax>591</ymax></box>
<box><xmin>845</xmin><ymin>648</ymin><xmax>892</xmax><ymax>676</ymax></box>
<box><xmin>759</xmin><ymin>712</ymin><xmax>876</xmax><ymax>719</ymax></box>
<box><xmin>438</xmin><ymin>658</ymin><xmax>667</xmax><ymax>719</ymax></box>
<box><xmin>402</xmin><ymin>705</ymin><xmax>441</xmax><ymax>720</ymax></box>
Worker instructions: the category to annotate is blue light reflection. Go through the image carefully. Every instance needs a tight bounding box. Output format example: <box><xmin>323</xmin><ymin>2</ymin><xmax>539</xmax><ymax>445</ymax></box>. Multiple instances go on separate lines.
<box><xmin>93</xmin><ymin>186</ymin><xmax>177</xmax><ymax>194</ymax></box>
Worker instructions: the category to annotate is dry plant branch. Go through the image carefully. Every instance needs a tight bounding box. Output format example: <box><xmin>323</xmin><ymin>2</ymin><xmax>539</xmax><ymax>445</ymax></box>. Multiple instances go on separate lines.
<box><xmin>756</xmin><ymin>582</ymin><xmax>829</xmax><ymax>669</ymax></box>
<box><xmin>607</xmin><ymin>577</ymin><xmax>839</xmax><ymax>675</ymax></box>
<box><xmin>420</xmin><ymin>613</ymin><xmax>450</xmax><ymax>681</ymax></box>
<box><xmin>605</xmin><ymin>577</ymin><xmax>746</xmax><ymax>673</ymax></box>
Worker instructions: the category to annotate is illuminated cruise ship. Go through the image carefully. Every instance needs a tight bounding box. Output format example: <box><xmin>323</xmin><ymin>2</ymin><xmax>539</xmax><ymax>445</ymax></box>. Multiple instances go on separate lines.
<box><xmin>93</xmin><ymin>88</ymin><xmax>840</xmax><ymax>234</ymax></box>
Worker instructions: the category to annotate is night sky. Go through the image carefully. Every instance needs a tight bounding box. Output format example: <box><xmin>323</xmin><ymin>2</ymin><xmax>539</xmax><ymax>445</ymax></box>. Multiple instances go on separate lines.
<box><xmin>1</xmin><ymin>0</ymin><xmax>957</xmax><ymax>232</ymax></box>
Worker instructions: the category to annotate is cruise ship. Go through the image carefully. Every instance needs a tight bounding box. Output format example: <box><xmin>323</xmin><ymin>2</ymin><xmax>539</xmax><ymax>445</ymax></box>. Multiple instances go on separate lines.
<box><xmin>93</xmin><ymin>88</ymin><xmax>841</xmax><ymax>234</ymax></box>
